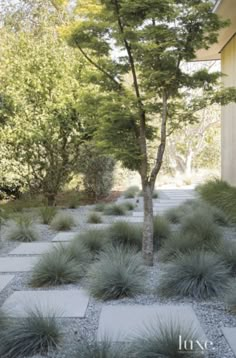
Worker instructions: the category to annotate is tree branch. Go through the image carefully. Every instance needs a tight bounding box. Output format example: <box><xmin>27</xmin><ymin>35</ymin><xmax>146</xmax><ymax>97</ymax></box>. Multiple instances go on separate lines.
<box><xmin>77</xmin><ymin>45</ymin><xmax>123</xmax><ymax>91</ymax></box>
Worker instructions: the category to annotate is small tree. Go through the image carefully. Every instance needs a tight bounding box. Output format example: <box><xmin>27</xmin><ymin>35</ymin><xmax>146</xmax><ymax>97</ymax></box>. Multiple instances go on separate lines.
<box><xmin>64</xmin><ymin>0</ymin><xmax>236</xmax><ymax>265</ymax></box>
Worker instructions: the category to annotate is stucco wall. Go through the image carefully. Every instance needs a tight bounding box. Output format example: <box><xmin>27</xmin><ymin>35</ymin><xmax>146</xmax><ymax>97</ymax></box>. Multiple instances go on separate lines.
<box><xmin>221</xmin><ymin>34</ymin><xmax>236</xmax><ymax>185</ymax></box>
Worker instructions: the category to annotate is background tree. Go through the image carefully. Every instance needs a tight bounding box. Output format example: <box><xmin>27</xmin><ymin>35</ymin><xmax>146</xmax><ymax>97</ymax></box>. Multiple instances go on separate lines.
<box><xmin>64</xmin><ymin>0</ymin><xmax>236</xmax><ymax>265</ymax></box>
<box><xmin>0</xmin><ymin>5</ymin><xmax>88</xmax><ymax>205</ymax></box>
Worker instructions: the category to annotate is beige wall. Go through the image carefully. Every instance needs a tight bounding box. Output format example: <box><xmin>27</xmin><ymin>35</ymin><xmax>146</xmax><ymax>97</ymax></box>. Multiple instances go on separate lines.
<box><xmin>221</xmin><ymin>34</ymin><xmax>236</xmax><ymax>185</ymax></box>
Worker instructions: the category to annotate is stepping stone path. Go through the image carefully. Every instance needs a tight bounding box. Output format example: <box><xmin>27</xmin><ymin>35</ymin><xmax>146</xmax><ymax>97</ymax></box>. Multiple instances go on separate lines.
<box><xmin>222</xmin><ymin>328</ymin><xmax>236</xmax><ymax>356</ymax></box>
<box><xmin>9</xmin><ymin>242</ymin><xmax>64</xmax><ymax>255</ymax></box>
<box><xmin>0</xmin><ymin>274</ymin><xmax>14</xmax><ymax>292</ymax></box>
<box><xmin>0</xmin><ymin>257</ymin><xmax>38</xmax><ymax>272</ymax></box>
<box><xmin>2</xmin><ymin>289</ymin><xmax>90</xmax><ymax>318</ymax></box>
<box><xmin>97</xmin><ymin>304</ymin><xmax>205</xmax><ymax>342</ymax></box>
<box><xmin>133</xmin><ymin>189</ymin><xmax>196</xmax><ymax>216</ymax></box>
<box><xmin>83</xmin><ymin>224</ymin><xmax>111</xmax><ymax>231</ymax></box>
<box><xmin>52</xmin><ymin>232</ymin><xmax>76</xmax><ymax>242</ymax></box>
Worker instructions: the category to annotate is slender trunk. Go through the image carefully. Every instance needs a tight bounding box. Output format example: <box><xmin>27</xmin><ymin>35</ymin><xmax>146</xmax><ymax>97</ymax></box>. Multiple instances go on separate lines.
<box><xmin>185</xmin><ymin>150</ymin><xmax>193</xmax><ymax>177</ymax></box>
<box><xmin>46</xmin><ymin>193</ymin><xmax>56</xmax><ymax>206</ymax></box>
<box><xmin>142</xmin><ymin>181</ymin><xmax>154</xmax><ymax>266</ymax></box>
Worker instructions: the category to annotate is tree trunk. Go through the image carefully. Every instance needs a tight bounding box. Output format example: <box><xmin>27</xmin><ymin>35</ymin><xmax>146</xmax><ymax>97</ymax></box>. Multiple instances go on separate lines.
<box><xmin>46</xmin><ymin>193</ymin><xmax>56</xmax><ymax>206</ymax></box>
<box><xmin>185</xmin><ymin>149</ymin><xmax>193</xmax><ymax>177</ymax></box>
<box><xmin>142</xmin><ymin>182</ymin><xmax>154</xmax><ymax>266</ymax></box>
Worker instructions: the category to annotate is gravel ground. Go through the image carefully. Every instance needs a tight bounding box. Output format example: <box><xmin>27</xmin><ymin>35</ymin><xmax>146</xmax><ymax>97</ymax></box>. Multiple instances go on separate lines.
<box><xmin>0</xmin><ymin>201</ymin><xmax>236</xmax><ymax>358</ymax></box>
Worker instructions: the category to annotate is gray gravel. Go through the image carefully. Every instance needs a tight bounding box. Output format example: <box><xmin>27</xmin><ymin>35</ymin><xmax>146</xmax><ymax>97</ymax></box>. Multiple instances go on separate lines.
<box><xmin>0</xmin><ymin>202</ymin><xmax>236</xmax><ymax>358</ymax></box>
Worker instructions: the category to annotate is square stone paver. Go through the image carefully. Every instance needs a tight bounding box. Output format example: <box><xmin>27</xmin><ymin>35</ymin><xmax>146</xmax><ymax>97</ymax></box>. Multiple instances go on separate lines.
<box><xmin>97</xmin><ymin>305</ymin><xmax>205</xmax><ymax>342</ymax></box>
<box><xmin>52</xmin><ymin>232</ymin><xmax>76</xmax><ymax>242</ymax></box>
<box><xmin>84</xmin><ymin>224</ymin><xmax>111</xmax><ymax>231</ymax></box>
<box><xmin>2</xmin><ymin>289</ymin><xmax>90</xmax><ymax>318</ymax></box>
<box><xmin>222</xmin><ymin>328</ymin><xmax>236</xmax><ymax>355</ymax></box>
<box><xmin>0</xmin><ymin>257</ymin><xmax>38</xmax><ymax>272</ymax></box>
<box><xmin>0</xmin><ymin>274</ymin><xmax>14</xmax><ymax>292</ymax></box>
<box><xmin>9</xmin><ymin>242</ymin><xmax>60</xmax><ymax>255</ymax></box>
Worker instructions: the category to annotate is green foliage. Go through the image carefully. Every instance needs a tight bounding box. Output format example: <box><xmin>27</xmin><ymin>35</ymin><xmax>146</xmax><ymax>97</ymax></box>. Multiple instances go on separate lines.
<box><xmin>104</xmin><ymin>204</ymin><xmax>126</xmax><ymax>216</ymax></box>
<box><xmin>74</xmin><ymin>229</ymin><xmax>108</xmax><ymax>255</ymax></box>
<box><xmin>74</xmin><ymin>340</ymin><xmax>126</xmax><ymax>358</ymax></box>
<box><xmin>79</xmin><ymin>143</ymin><xmax>115</xmax><ymax>200</ymax></box>
<box><xmin>68</xmin><ymin>197</ymin><xmax>80</xmax><ymax>209</ymax></box>
<box><xmin>130</xmin><ymin>320</ymin><xmax>204</xmax><ymax>358</ymax></box>
<box><xmin>179</xmin><ymin>209</ymin><xmax>222</xmax><ymax>248</ymax></box>
<box><xmin>124</xmin><ymin>186</ymin><xmax>140</xmax><ymax>199</ymax></box>
<box><xmin>157</xmin><ymin>251</ymin><xmax>230</xmax><ymax>299</ymax></box>
<box><xmin>6</xmin><ymin>217</ymin><xmax>39</xmax><ymax>242</ymax></box>
<box><xmin>0</xmin><ymin>309</ymin><xmax>62</xmax><ymax>358</ymax></box>
<box><xmin>108</xmin><ymin>221</ymin><xmax>142</xmax><ymax>249</ymax></box>
<box><xmin>39</xmin><ymin>206</ymin><xmax>57</xmax><ymax>225</ymax></box>
<box><xmin>0</xmin><ymin>20</ymin><xmax>87</xmax><ymax>204</ymax></box>
<box><xmin>87</xmin><ymin>246</ymin><xmax>146</xmax><ymax>300</ymax></box>
<box><xmin>30</xmin><ymin>246</ymin><xmax>85</xmax><ymax>287</ymax></box>
<box><xmin>197</xmin><ymin>179</ymin><xmax>236</xmax><ymax>223</ymax></box>
<box><xmin>51</xmin><ymin>212</ymin><xmax>75</xmax><ymax>231</ymax></box>
<box><xmin>87</xmin><ymin>212</ymin><xmax>103</xmax><ymax>224</ymax></box>
<box><xmin>153</xmin><ymin>216</ymin><xmax>171</xmax><ymax>249</ymax></box>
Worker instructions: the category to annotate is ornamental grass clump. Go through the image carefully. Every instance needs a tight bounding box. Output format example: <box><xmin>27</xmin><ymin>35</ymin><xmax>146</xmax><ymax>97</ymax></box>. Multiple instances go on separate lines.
<box><xmin>87</xmin><ymin>212</ymin><xmax>103</xmax><ymax>224</ymax></box>
<box><xmin>74</xmin><ymin>339</ymin><xmax>126</xmax><ymax>358</ymax></box>
<box><xmin>215</xmin><ymin>240</ymin><xmax>236</xmax><ymax>274</ymax></box>
<box><xmin>108</xmin><ymin>221</ymin><xmax>142</xmax><ymax>250</ymax></box>
<box><xmin>179</xmin><ymin>209</ymin><xmax>222</xmax><ymax>249</ymax></box>
<box><xmin>225</xmin><ymin>284</ymin><xmax>236</xmax><ymax>314</ymax></box>
<box><xmin>122</xmin><ymin>201</ymin><xmax>135</xmax><ymax>211</ymax></box>
<box><xmin>130</xmin><ymin>319</ymin><xmax>204</xmax><ymax>358</ymax></box>
<box><xmin>30</xmin><ymin>246</ymin><xmax>86</xmax><ymax>287</ymax></box>
<box><xmin>157</xmin><ymin>251</ymin><xmax>230</xmax><ymax>299</ymax></box>
<box><xmin>51</xmin><ymin>212</ymin><xmax>75</xmax><ymax>231</ymax></box>
<box><xmin>104</xmin><ymin>204</ymin><xmax>126</xmax><ymax>216</ymax></box>
<box><xmin>94</xmin><ymin>203</ymin><xmax>106</xmax><ymax>212</ymax></box>
<box><xmin>39</xmin><ymin>206</ymin><xmax>57</xmax><ymax>225</ymax></box>
<box><xmin>124</xmin><ymin>186</ymin><xmax>140</xmax><ymax>199</ymax></box>
<box><xmin>74</xmin><ymin>229</ymin><xmax>109</xmax><ymax>255</ymax></box>
<box><xmin>6</xmin><ymin>215</ymin><xmax>39</xmax><ymax>242</ymax></box>
<box><xmin>0</xmin><ymin>309</ymin><xmax>62</xmax><ymax>358</ymax></box>
<box><xmin>87</xmin><ymin>246</ymin><xmax>146</xmax><ymax>300</ymax></box>
<box><xmin>153</xmin><ymin>216</ymin><xmax>171</xmax><ymax>249</ymax></box>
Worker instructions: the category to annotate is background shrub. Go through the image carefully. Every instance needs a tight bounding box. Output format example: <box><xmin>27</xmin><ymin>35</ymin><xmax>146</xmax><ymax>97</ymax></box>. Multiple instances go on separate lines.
<box><xmin>39</xmin><ymin>206</ymin><xmax>57</xmax><ymax>225</ymax></box>
<box><xmin>87</xmin><ymin>212</ymin><xmax>103</xmax><ymax>224</ymax></box>
<box><xmin>104</xmin><ymin>204</ymin><xmax>126</xmax><ymax>216</ymax></box>
<box><xmin>108</xmin><ymin>221</ymin><xmax>142</xmax><ymax>249</ymax></box>
<box><xmin>87</xmin><ymin>246</ymin><xmax>146</xmax><ymax>300</ymax></box>
<box><xmin>79</xmin><ymin>144</ymin><xmax>115</xmax><ymax>201</ymax></box>
<box><xmin>130</xmin><ymin>319</ymin><xmax>204</xmax><ymax>358</ymax></box>
<box><xmin>0</xmin><ymin>309</ymin><xmax>62</xmax><ymax>358</ymax></box>
<box><xmin>153</xmin><ymin>216</ymin><xmax>171</xmax><ymax>250</ymax></box>
<box><xmin>157</xmin><ymin>251</ymin><xmax>230</xmax><ymax>299</ymax></box>
<box><xmin>51</xmin><ymin>212</ymin><xmax>75</xmax><ymax>231</ymax></box>
<box><xmin>30</xmin><ymin>247</ymin><xmax>85</xmax><ymax>287</ymax></box>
